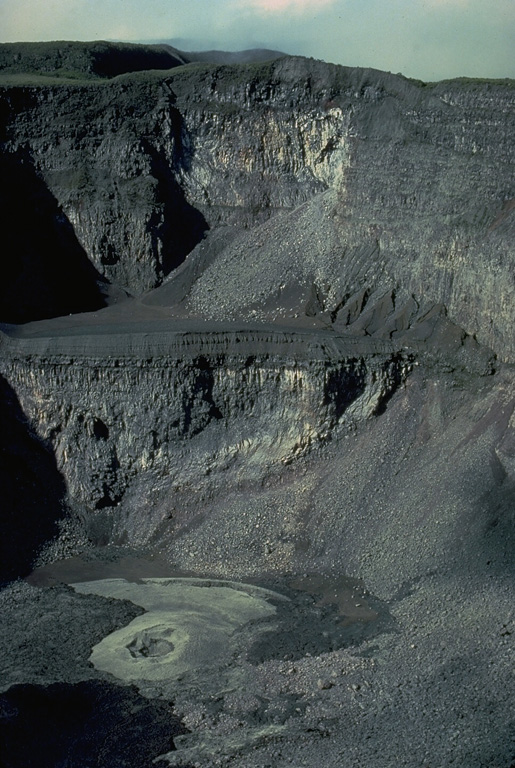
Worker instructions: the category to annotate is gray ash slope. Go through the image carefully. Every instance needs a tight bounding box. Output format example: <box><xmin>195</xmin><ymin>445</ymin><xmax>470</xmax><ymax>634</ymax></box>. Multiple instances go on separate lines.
<box><xmin>0</xmin><ymin>43</ymin><xmax>514</xmax><ymax>768</ymax></box>
<box><xmin>1</xmin><ymin>48</ymin><xmax>513</xmax><ymax>356</ymax></box>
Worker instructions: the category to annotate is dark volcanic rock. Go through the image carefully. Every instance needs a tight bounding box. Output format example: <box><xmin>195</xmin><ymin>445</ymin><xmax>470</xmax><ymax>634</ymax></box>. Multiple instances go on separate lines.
<box><xmin>0</xmin><ymin>151</ymin><xmax>114</xmax><ymax>324</ymax></box>
<box><xmin>0</xmin><ymin>321</ymin><xmax>408</xmax><ymax>539</ymax></box>
<box><xmin>0</xmin><ymin>43</ymin><xmax>513</xmax><ymax>768</ymax></box>
<box><xmin>0</xmin><ymin>40</ymin><xmax>187</xmax><ymax>80</ymax></box>
<box><xmin>0</xmin><ymin>581</ymin><xmax>143</xmax><ymax>689</ymax></box>
<box><xmin>181</xmin><ymin>48</ymin><xmax>286</xmax><ymax>65</ymax></box>
<box><xmin>0</xmin><ymin>52</ymin><xmax>512</xmax><ymax>357</ymax></box>
<box><xmin>0</xmin><ymin>680</ymin><xmax>188</xmax><ymax>768</ymax></box>
<box><xmin>0</xmin><ymin>79</ymin><xmax>208</xmax><ymax>299</ymax></box>
<box><xmin>0</xmin><ymin>374</ymin><xmax>67</xmax><ymax>582</ymax></box>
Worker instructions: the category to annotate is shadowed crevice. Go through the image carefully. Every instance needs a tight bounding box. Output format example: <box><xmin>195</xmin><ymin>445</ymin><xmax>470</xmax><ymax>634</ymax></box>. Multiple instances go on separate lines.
<box><xmin>0</xmin><ymin>680</ymin><xmax>190</xmax><ymax>768</ymax></box>
<box><xmin>141</xmin><ymin>134</ymin><xmax>209</xmax><ymax>278</ymax></box>
<box><xmin>0</xmin><ymin>151</ymin><xmax>112</xmax><ymax>323</ymax></box>
<box><xmin>0</xmin><ymin>374</ymin><xmax>67</xmax><ymax>582</ymax></box>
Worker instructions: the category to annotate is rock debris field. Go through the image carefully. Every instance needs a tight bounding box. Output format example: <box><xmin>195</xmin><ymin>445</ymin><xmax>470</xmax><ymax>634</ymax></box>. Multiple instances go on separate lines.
<box><xmin>0</xmin><ymin>41</ymin><xmax>513</xmax><ymax>768</ymax></box>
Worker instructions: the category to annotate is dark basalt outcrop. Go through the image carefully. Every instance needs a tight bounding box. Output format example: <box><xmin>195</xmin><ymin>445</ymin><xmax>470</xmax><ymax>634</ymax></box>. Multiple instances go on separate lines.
<box><xmin>0</xmin><ymin>680</ymin><xmax>188</xmax><ymax>768</ymax></box>
<box><xmin>0</xmin><ymin>42</ymin><xmax>514</xmax><ymax>768</ymax></box>
<box><xmin>0</xmin><ymin>322</ymin><xmax>408</xmax><ymax>534</ymax></box>
<box><xmin>0</xmin><ymin>152</ymin><xmax>118</xmax><ymax>324</ymax></box>
<box><xmin>0</xmin><ymin>49</ymin><xmax>513</xmax><ymax>358</ymax></box>
<box><xmin>0</xmin><ymin>374</ymin><xmax>67</xmax><ymax>581</ymax></box>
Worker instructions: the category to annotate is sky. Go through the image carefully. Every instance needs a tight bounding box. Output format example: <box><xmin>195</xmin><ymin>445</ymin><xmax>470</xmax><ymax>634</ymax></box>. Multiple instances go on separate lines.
<box><xmin>0</xmin><ymin>0</ymin><xmax>513</xmax><ymax>82</ymax></box>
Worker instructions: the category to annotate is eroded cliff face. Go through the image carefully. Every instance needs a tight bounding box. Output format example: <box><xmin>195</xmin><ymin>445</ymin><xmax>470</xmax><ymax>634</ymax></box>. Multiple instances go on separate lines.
<box><xmin>1</xmin><ymin>58</ymin><xmax>513</xmax><ymax>359</ymax></box>
<box><xmin>0</xmin><ymin>374</ymin><xmax>68</xmax><ymax>581</ymax></box>
<box><xmin>0</xmin><ymin>50</ymin><xmax>511</xmax><ymax>563</ymax></box>
<box><xmin>171</xmin><ymin>64</ymin><xmax>514</xmax><ymax>360</ymax></box>
<box><xmin>0</xmin><ymin>61</ymin><xmax>351</xmax><ymax>296</ymax></box>
<box><xmin>0</xmin><ymin>327</ymin><xmax>407</xmax><ymax>542</ymax></box>
<box><xmin>1</xmin><ymin>48</ymin><xmax>514</xmax><ymax>768</ymax></box>
<box><xmin>0</xmin><ymin>81</ymin><xmax>206</xmax><ymax>295</ymax></box>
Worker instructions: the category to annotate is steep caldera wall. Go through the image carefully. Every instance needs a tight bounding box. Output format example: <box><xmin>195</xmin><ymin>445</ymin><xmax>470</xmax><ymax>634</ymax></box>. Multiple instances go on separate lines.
<box><xmin>173</xmin><ymin>63</ymin><xmax>515</xmax><ymax>360</ymax></box>
<box><xmin>1</xmin><ymin>57</ymin><xmax>513</xmax><ymax>356</ymax></box>
<box><xmin>0</xmin><ymin>326</ymin><xmax>407</xmax><ymax>543</ymax></box>
<box><xmin>0</xmin><ymin>58</ymin><xmax>349</xmax><ymax>296</ymax></box>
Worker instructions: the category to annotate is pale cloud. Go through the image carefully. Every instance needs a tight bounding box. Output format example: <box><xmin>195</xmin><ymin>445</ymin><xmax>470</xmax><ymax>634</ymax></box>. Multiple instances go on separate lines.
<box><xmin>424</xmin><ymin>0</ymin><xmax>470</xmax><ymax>6</ymax></box>
<box><xmin>0</xmin><ymin>0</ymin><xmax>513</xmax><ymax>80</ymax></box>
<box><xmin>243</xmin><ymin>0</ymin><xmax>336</xmax><ymax>14</ymax></box>
<box><xmin>0</xmin><ymin>0</ymin><xmax>119</xmax><ymax>41</ymax></box>
<box><xmin>0</xmin><ymin>0</ymin><xmax>77</xmax><ymax>41</ymax></box>
<box><xmin>0</xmin><ymin>0</ymin><xmax>183</xmax><ymax>43</ymax></box>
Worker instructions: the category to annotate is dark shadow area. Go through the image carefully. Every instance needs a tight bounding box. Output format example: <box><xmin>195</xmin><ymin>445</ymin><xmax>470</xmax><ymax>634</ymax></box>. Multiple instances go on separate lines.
<box><xmin>91</xmin><ymin>43</ymin><xmax>186</xmax><ymax>78</ymax></box>
<box><xmin>180</xmin><ymin>357</ymin><xmax>223</xmax><ymax>436</ymax></box>
<box><xmin>0</xmin><ymin>41</ymin><xmax>186</xmax><ymax>80</ymax></box>
<box><xmin>0</xmin><ymin>375</ymin><xmax>67</xmax><ymax>583</ymax></box>
<box><xmin>324</xmin><ymin>363</ymin><xmax>367</xmax><ymax>421</ymax></box>
<box><xmin>0</xmin><ymin>680</ymin><xmax>190</xmax><ymax>768</ymax></box>
<box><xmin>141</xmin><ymin>131</ymin><xmax>208</xmax><ymax>277</ymax></box>
<box><xmin>0</xmin><ymin>151</ymin><xmax>111</xmax><ymax>323</ymax></box>
<box><xmin>372</xmin><ymin>353</ymin><xmax>406</xmax><ymax>417</ymax></box>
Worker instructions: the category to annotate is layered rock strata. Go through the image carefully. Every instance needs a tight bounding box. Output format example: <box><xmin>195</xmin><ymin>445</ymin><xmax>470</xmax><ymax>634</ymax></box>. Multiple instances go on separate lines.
<box><xmin>1</xmin><ymin>56</ymin><xmax>513</xmax><ymax>359</ymax></box>
<box><xmin>0</xmin><ymin>325</ymin><xmax>407</xmax><ymax>533</ymax></box>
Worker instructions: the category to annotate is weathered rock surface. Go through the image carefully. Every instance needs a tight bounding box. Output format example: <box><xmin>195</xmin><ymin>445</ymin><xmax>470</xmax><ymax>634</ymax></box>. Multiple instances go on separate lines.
<box><xmin>1</xmin><ymin>51</ymin><xmax>513</xmax><ymax>360</ymax></box>
<box><xmin>0</xmin><ymin>42</ymin><xmax>514</xmax><ymax>768</ymax></box>
<box><xmin>0</xmin><ymin>152</ymin><xmax>119</xmax><ymax>323</ymax></box>
<box><xmin>0</xmin><ymin>373</ymin><xmax>67</xmax><ymax>581</ymax></box>
<box><xmin>0</xmin><ymin>320</ymin><xmax>408</xmax><ymax>538</ymax></box>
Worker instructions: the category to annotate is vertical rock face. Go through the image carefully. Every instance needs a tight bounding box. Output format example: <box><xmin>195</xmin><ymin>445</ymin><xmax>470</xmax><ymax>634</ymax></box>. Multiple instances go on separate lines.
<box><xmin>0</xmin><ymin>47</ymin><xmax>514</xmax><ymax>768</ymax></box>
<box><xmin>0</xmin><ymin>47</ymin><xmax>511</xmax><ymax>560</ymax></box>
<box><xmin>0</xmin><ymin>61</ymin><xmax>354</xmax><ymax>295</ymax></box>
<box><xmin>0</xmin><ymin>49</ymin><xmax>511</xmax><ymax>558</ymax></box>
<box><xmin>0</xmin><ymin>374</ymin><xmax>66</xmax><ymax>581</ymax></box>
<box><xmin>0</xmin><ymin>152</ymin><xmax>111</xmax><ymax>323</ymax></box>
<box><xmin>1</xmin><ymin>58</ymin><xmax>513</xmax><ymax>357</ymax></box>
<box><xmin>168</xmin><ymin>65</ymin><xmax>514</xmax><ymax>360</ymax></box>
<box><xmin>172</xmin><ymin>62</ymin><xmax>354</xmax><ymax>226</ymax></box>
<box><xmin>1</xmin><ymin>81</ymin><xmax>208</xmax><ymax>295</ymax></box>
<box><xmin>0</xmin><ymin>330</ymin><xmax>407</xmax><ymax>527</ymax></box>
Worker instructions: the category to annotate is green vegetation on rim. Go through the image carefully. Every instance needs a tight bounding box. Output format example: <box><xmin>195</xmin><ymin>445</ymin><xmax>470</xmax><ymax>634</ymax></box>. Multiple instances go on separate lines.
<box><xmin>0</xmin><ymin>40</ymin><xmax>185</xmax><ymax>81</ymax></box>
<box><xmin>0</xmin><ymin>41</ymin><xmax>513</xmax><ymax>91</ymax></box>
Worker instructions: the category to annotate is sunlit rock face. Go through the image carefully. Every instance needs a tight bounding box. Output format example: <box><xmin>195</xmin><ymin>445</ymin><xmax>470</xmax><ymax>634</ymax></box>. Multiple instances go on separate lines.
<box><xmin>0</xmin><ymin>328</ymin><xmax>406</xmax><ymax>538</ymax></box>
<box><xmin>1</xmin><ymin>58</ymin><xmax>513</xmax><ymax>359</ymax></box>
<box><xmin>0</xmin><ymin>49</ymin><xmax>511</xmax><ymax>566</ymax></box>
<box><xmin>0</xmin><ymin>61</ymin><xmax>351</xmax><ymax>295</ymax></box>
<box><xmin>0</xmin><ymin>45</ymin><xmax>514</xmax><ymax>768</ymax></box>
